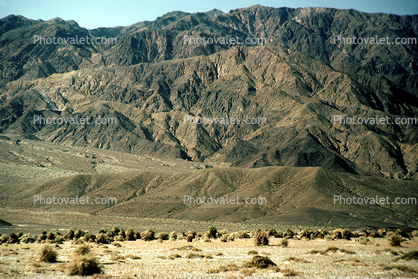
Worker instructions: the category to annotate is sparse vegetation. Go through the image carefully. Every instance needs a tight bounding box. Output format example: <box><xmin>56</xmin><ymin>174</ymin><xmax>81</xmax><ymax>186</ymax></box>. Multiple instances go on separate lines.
<box><xmin>67</xmin><ymin>254</ymin><xmax>102</xmax><ymax>276</ymax></box>
<box><xmin>388</xmin><ymin>234</ymin><xmax>403</xmax><ymax>247</ymax></box>
<box><xmin>254</xmin><ymin>231</ymin><xmax>269</xmax><ymax>246</ymax></box>
<box><xmin>40</xmin><ymin>245</ymin><xmax>57</xmax><ymax>263</ymax></box>
<box><xmin>251</xmin><ymin>255</ymin><xmax>277</xmax><ymax>269</ymax></box>
<box><xmin>281</xmin><ymin>238</ymin><xmax>289</xmax><ymax>247</ymax></box>
<box><xmin>394</xmin><ymin>251</ymin><xmax>418</xmax><ymax>261</ymax></box>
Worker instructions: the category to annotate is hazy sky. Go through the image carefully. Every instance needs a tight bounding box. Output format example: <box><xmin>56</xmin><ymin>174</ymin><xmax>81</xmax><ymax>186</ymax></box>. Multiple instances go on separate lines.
<box><xmin>0</xmin><ymin>0</ymin><xmax>417</xmax><ymax>29</ymax></box>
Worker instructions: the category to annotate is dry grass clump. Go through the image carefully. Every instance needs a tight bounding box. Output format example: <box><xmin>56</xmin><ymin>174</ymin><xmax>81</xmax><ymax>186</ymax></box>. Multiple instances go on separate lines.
<box><xmin>240</xmin><ymin>267</ymin><xmax>256</xmax><ymax>276</ymax></box>
<box><xmin>235</xmin><ymin>231</ymin><xmax>250</xmax><ymax>239</ymax></box>
<box><xmin>40</xmin><ymin>245</ymin><xmax>57</xmax><ymax>263</ymax></box>
<box><xmin>64</xmin><ymin>229</ymin><xmax>75</xmax><ymax>241</ymax></box>
<box><xmin>141</xmin><ymin>229</ymin><xmax>155</xmax><ymax>241</ymax></box>
<box><xmin>358</xmin><ymin>236</ymin><xmax>372</xmax><ymax>245</ymax></box>
<box><xmin>6</xmin><ymin>233</ymin><xmax>19</xmax><ymax>244</ymax></box>
<box><xmin>394</xmin><ymin>251</ymin><xmax>418</xmax><ymax>261</ymax></box>
<box><xmin>20</xmin><ymin>234</ymin><xmax>36</xmax><ymax>244</ymax></box>
<box><xmin>96</xmin><ymin>233</ymin><xmax>110</xmax><ymax>244</ymax></box>
<box><xmin>284</xmin><ymin>229</ymin><xmax>294</xmax><ymax>239</ymax></box>
<box><xmin>388</xmin><ymin>234</ymin><xmax>403</xmax><ymax>247</ymax></box>
<box><xmin>254</xmin><ymin>231</ymin><xmax>269</xmax><ymax>246</ymax></box>
<box><xmin>251</xmin><ymin>255</ymin><xmax>277</xmax><ymax>269</ymax></box>
<box><xmin>208</xmin><ymin>226</ymin><xmax>217</xmax><ymax>239</ymax></box>
<box><xmin>169</xmin><ymin>231</ymin><xmax>177</xmax><ymax>240</ymax></box>
<box><xmin>0</xmin><ymin>234</ymin><xmax>9</xmax><ymax>243</ymax></box>
<box><xmin>207</xmin><ymin>263</ymin><xmax>239</xmax><ymax>273</ymax></box>
<box><xmin>380</xmin><ymin>264</ymin><xmax>417</xmax><ymax>273</ymax></box>
<box><xmin>333</xmin><ymin>228</ymin><xmax>352</xmax><ymax>240</ymax></box>
<box><xmin>412</xmin><ymin>230</ymin><xmax>418</xmax><ymax>238</ymax></box>
<box><xmin>157</xmin><ymin>232</ymin><xmax>169</xmax><ymax>241</ymax></box>
<box><xmin>67</xmin><ymin>254</ymin><xmax>102</xmax><ymax>276</ymax></box>
<box><xmin>186</xmin><ymin>231</ymin><xmax>196</xmax><ymax>242</ymax></box>
<box><xmin>281</xmin><ymin>267</ymin><xmax>298</xmax><ymax>276</ymax></box>
<box><xmin>125</xmin><ymin>229</ymin><xmax>135</xmax><ymax>241</ymax></box>
<box><xmin>74</xmin><ymin>244</ymin><xmax>91</xmax><ymax>256</ymax></box>
<box><xmin>248</xmin><ymin>250</ymin><xmax>258</xmax><ymax>255</ymax></box>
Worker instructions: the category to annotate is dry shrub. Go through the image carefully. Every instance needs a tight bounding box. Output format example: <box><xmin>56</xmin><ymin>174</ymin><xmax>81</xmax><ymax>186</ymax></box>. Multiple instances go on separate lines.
<box><xmin>96</xmin><ymin>233</ymin><xmax>109</xmax><ymax>244</ymax></box>
<box><xmin>141</xmin><ymin>229</ymin><xmax>155</xmax><ymax>241</ymax></box>
<box><xmin>111</xmin><ymin>227</ymin><xmax>120</xmax><ymax>234</ymax></box>
<box><xmin>284</xmin><ymin>229</ymin><xmax>294</xmax><ymax>239</ymax></box>
<box><xmin>235</xmin><ymin>231</ymin><xmax>250</xmax><ymax>239</ymax></box>
<box><xmin>46</xmin><ymin>232</ymin><xmax>55</xmax><ymax>240</ymax></box>
<box><xmin>64</xmin><ymin>229</ymin><xmax>75</xmax><ymax>241</ymax></box>
<box><xmin>186</xmin><ymin>231</ymin><xmax>196</xmax><ymax>242</ymax></box>
<box><xmin>0</xmin><ymin>234</ymin><xmax>9</xmax><ymax>243</ymax></box>
<box><xmin>169</xmin><ymin>231</ymin><xmax>177</xmax><ymax>240</ymax></box>
<box><xmin>74</xmin><ymin>229</ymin><xmax>84</xmax><ymax>239</ymax></box>
<box><xmin>7</xmin><ymin>233</ymin><xmax>19</xmax><ymax>244</ymax></box>
<box><xmin>157</xmin><ymin>232</ymin><xmax>169</xmax><ymax>241</ymax></box>
<box><xmin>67</xmin><ymin>255</ymin><xmax>102</xmax><ymax>276</ymax></box>
<box><xmin>40</xmin><ymin>245</ymin><xmax>57</xmax><ymax>263</ymax></box>
<box><xmin>125</xmin><ymin>229</ymin><xmax>135</xmax><ymax>241</ymax></box>
<box><xmin>75</xmin><ymin>244</ymin><xmax>91</xmax><ymax>256</ymax></box>
<box><xmin>388</xmin><ymin>234</ymin><xmax>403</xmax><ymax>247</ymax></box>
<box><xmin>208</xmin><ymin>226</ymin><xmax>217</xmax><ymax>239</ymax></box>
<box><xmin>254</xmin><ymin>231</ymin><xmax>269</xmax><ymax>246</ymax></box>
<box><xmin>251</xmin><ymin>255</ymin><xmax>277</xmax><ymax>269</ymax></box>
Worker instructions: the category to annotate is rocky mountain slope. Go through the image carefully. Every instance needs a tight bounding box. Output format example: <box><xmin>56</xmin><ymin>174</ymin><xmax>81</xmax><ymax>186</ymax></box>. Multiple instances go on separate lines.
<box><xmin>0</xmin><ymin>6</ymin><xmax>417</xmax><ymax>181</ymax></box>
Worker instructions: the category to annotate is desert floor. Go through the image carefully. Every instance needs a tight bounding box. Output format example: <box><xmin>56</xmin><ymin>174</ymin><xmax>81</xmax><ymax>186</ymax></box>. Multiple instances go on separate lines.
<box><xmin>0</xmin><ymin>235</ymin><xmax>417</xmax><ymax>278</ymax></box>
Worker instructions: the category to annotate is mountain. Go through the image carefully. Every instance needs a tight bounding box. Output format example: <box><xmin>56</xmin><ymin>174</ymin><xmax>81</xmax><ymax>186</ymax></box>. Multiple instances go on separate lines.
<box><xmin>0</xmin><ymin>6</ymin><xmax>417</xmax><ymax>179</ymax></box>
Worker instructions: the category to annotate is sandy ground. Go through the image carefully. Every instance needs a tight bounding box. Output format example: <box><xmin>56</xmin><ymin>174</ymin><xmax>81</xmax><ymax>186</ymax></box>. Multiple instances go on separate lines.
<box><xmin>0</xmin><ymin>236</ymin><xmax>417</xmax><ymax>278</ymax></box>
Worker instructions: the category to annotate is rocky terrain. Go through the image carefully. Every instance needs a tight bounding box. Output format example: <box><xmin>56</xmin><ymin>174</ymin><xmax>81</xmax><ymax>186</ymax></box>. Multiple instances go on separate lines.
<box><xmin>0</xmin><ymin>5</ymin><xmax>418</xmax><ymax>278</ymax></box>
<box><xmin>0</xmin><ymin>6</ymin><xmax>417</xmax><ymax>180</ymax></box>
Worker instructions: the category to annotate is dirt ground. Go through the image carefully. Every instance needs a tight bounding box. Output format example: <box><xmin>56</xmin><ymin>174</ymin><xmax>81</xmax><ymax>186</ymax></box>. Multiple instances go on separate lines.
<box><xmin>0</xmin><ymin>235</ymin><xmax>417</xmax><ymax>278</ymax></box>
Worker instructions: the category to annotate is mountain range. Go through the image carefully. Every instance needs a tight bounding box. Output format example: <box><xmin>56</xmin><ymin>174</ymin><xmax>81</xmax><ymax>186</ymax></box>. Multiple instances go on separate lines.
<box><xmin>0</xmin><ymin>5</ymin><xmax>417</xmax><ymax>227</ymax></box>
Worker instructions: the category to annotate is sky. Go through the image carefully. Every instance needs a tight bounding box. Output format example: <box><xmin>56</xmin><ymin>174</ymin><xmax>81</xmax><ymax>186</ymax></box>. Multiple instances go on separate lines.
<box><xmin>0</xmin><ymin>0</ymin><xmax>417</xmax><ymax>30</ymax></box>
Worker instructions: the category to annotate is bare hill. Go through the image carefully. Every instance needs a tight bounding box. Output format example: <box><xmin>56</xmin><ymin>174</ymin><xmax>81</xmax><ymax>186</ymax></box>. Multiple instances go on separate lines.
<box><xmin>1</xmin><ymin>167</ymin><xmax>416</xmax><ymax>228</ymax></box>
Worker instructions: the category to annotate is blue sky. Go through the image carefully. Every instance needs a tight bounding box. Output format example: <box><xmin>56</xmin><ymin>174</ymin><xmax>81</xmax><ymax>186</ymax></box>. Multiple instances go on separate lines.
<box><xmin>0</xmin><ymin>0</ymin><xmax>417</xmax><ymax>29</ymax></box>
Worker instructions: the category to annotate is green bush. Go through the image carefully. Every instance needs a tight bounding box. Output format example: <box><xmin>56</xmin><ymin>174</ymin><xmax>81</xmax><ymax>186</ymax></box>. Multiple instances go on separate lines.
<box><xmin>281</xmin><ymin>238</ymin><xmax>288</xmax><ymax>247</ymax></box>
